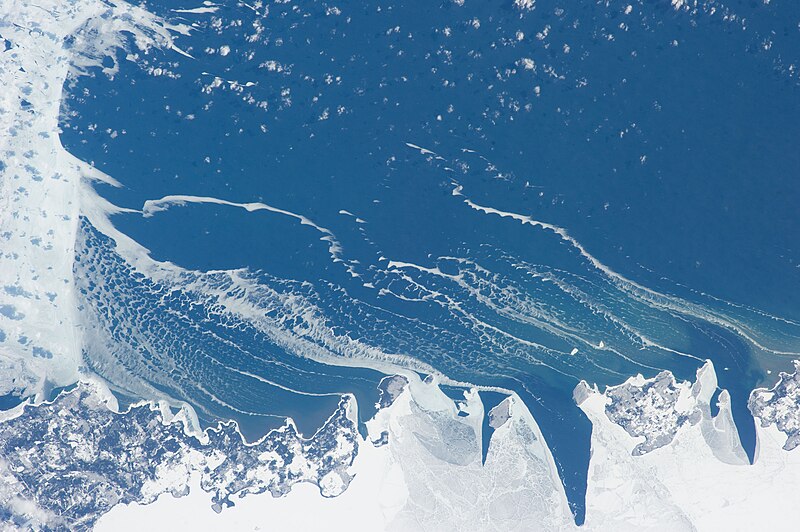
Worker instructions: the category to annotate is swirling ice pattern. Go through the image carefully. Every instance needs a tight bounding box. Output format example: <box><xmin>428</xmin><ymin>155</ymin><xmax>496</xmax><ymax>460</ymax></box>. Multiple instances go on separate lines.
<box><xmin>31</xmin><ymin>0</ymin><xmax>800</xmax><ymax>523</ymax></box>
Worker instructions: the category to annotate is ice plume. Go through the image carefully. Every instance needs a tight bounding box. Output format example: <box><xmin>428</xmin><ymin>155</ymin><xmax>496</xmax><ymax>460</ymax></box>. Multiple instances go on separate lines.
<box><xmin>1</xmin><ymin>0</ymin><xmax>416</xmax><ymax>420</ymax></box>
<box><xmin>451</xmin><ymin>182</ymin><xmax>800</xmax><ymax>360</ymax></box>
<box><xmin>141</xmin><ymin>194</ymin><xmax>359</xmax><ymax>277</ymax></box>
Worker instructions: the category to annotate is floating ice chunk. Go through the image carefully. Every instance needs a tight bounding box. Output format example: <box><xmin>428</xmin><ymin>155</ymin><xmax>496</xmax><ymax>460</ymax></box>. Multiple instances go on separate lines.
<box><xmin>404</xmin><ymin>142</ymin><xmax>445</xmax><ymax>161</ymax></box>
<box><xmin>172</xmin><ymin>6</ymin><xmax>219</xmax><ymax>14</ymax></box>
<box><xmin>514</xmin><ymin>0</ymin><xmax>535</xmax><ymax>11</ymax></box>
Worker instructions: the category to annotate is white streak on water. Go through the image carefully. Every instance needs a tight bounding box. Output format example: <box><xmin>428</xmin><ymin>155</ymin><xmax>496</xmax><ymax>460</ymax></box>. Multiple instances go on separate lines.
<box><xmin>172</xmin><ymin>7</ymin><xmax>219</xmax><ymax>14</ymax></box>
<box><xmin>451</xmin><ymin>183</ymin><xmax>800</xmax><ymax>359</ymax></box>
<box><xmin>404</xmin><ymin>142</ymin><xmax>444</xmax><ymax>160</ymax></box>
<box><xmin>141</xmin><ymin>194</ymin><xmax>360</xmax><ymax>278</ymax></box>
<box><xmin>384</xmin><ymin>258</ymin><xmax>665</xmax><ymax>375</ymax></box>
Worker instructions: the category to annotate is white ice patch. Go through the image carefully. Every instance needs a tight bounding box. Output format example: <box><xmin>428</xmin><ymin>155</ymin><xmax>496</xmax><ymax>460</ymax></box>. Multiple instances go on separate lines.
<box><xmin>172</xmin><ymin>6</ymin><xmax>219</xmax><ymax>15</ymax></box>
<box><xmin>0</xmin><ymin>0</ymin><xmax>189</xmax><ymax>399</ymax></box>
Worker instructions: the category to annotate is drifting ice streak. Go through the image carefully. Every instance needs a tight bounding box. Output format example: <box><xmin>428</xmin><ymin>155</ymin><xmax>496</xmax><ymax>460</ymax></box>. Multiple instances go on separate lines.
<box><xmin>141</xmin><ymin>194</ymin><xmax>359</xmax><ymax>277</ymax></box>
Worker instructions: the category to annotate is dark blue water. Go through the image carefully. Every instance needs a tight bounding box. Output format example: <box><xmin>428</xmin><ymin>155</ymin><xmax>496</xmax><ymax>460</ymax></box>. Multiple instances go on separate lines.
<box><xmin>478</xmin><ymin>390</ymin><xmax>507</xmax><ymax>465</ymax></box>
<box><xmin>0</xmin><ymin>394</ymin><xmax>22</xmax><ymax>411</ymax></box>
<box><xmin>60</xmin><ymin>0</ymin><xmax>800</xmax><ymax>524</ymax></box>
<box><xmin>45</xmin><ymin>383</ymin><xmax>78</xmax><ymax>403</ymax></box>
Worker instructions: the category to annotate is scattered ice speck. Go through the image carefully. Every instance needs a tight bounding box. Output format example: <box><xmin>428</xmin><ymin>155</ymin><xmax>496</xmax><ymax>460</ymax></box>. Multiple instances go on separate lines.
<box><xmin>536</xmin><ymin>26</ymin><xmax>550</xmax><ymax>41</ymax></box>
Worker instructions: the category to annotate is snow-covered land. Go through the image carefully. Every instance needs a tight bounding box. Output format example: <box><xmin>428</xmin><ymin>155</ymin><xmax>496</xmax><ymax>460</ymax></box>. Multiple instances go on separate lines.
<box><xmin>1</xmin><ymin>361</ymin><xmax>789</xmax><ymax>531</ymax></box>
<box><xmin>0</xmin><ymin>378</ymin><xmax>359</xmax><ymax>530</ymax></box>
<box><xmin>580</xmin><ymin>361</ymin><xmax>800</xmax><ymax>531</ymax></box>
